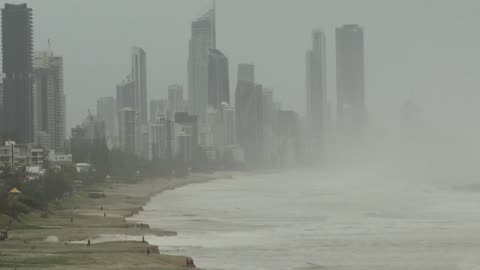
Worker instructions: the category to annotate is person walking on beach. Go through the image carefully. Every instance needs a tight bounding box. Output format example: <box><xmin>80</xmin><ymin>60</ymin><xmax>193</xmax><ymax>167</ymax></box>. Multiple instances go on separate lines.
<box><xmin>87</xmin><ymin>239</ymin><xmax>91</xmax><ymax>247</ymax></box>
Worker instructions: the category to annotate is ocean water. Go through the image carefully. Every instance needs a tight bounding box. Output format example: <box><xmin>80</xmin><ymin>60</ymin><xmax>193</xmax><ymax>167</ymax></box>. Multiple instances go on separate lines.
<box><xmin>130</xmin><ymin>170</ymin><xmax>480</xmax><ymax>270</ymax></box>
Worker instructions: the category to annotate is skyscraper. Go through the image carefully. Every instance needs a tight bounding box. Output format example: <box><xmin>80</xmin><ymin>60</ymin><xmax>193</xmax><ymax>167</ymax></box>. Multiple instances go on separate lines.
<box><xmin>1</xmin><ymin>3</ymin><xmax>34</xmax><ymax>143</ymax></box>
<box><xmin>116</xmin><ymin>76</ymin><xmax>136</xmax><ymax>111</ymax></box>
<box><xmin>97</xmin><ymin>96</ymin><xmax>116</xmax><ymax>139</ymax></box>
<box><xmin>208</xmin><ymin>48</ymin><xmax>229</xmax><ymax>110</ymax></box>
<box><xmin>168</xmin><ymin>84</ymin><xmax>184</xmax><ymax>116</ymax></box>
<box><xmin>131</xmin><ymin>47</ymin><xmax>147</xmax><ymax>125</ymax></box>
<box><xmin>235</xmin><ymin>63</ymin><xmax>264</xmax><ymax>167</ymax></box>
<box><xmin>188</xmin><ymin>6</ymin><xmax>215</xmax><ymax>126</ymax></box>
<box><xmin>221</xmin><ymin>102</ymin><xmax>235</xmax><ymax>147</ymax></box>
<box><xmin>306</xmin><ymin>30</ymin><xmax>327</xmax><ymax>144</ymax></box>
<box><xmin>150</xmin><ymin>99</ymin><xmax>167</xmax><ymax>121</ymax></box>
<box><xmin>174</xmin><ymin>112</ymin><xmax>198</xmax><ymax>162</ymax></box>
<box><xmin>0</xmin><ymin>83</ymin><xmax>4</xmax><ymax>137</ymax></box>
<box><xmin>33</xmin><ymin>50</ymin><xmax>66</xmax><ymax>152</ymax></box>
<box><xmin>119</xmin><ymin>107</ymin><xmax>139</xmax><ymax>156</ymax></box>
<box><xmin>336</xmin><ymin>24</ymin><xmax>366</xmax><ymax>133</ymax></box>
<box><xmin>237</xmin><ymin>63</ymin><xmax>254</xmax><ymax>83</ymax></box>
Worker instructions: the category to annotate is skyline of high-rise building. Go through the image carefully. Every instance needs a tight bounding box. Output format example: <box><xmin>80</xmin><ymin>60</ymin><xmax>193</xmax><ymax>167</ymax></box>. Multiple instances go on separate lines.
<box><xmin>208</xmin><ymin>48</ymin><xmax>229</xmax><ymax>110</ymax></box>
<box><xmin>188</xmin><ymin>6</ymin><xmax>215</xmax><ymax>126</ymax></box>
<box><xmin>33</xmin><ymin>49</ymin><xmax>66</xmax><ymax>152</ymax></box>
<box><xmin>131</xmin><ymin>47</ymin><xmax>148</xmax><ymax>126</ymax></box>
<box><xmin>336</xmin><ymin>24</ymin><xmax>366</xmax><ymax>134</ymax></box>
<box><xmin>1</xmin><ymin>3</ymin><xmax>34</xmax><ymax>143</ymax></box>
<box><xmin>306</xmin><ymin>29</ymin><xmax>327</xmax><ymax>146</ymax></box>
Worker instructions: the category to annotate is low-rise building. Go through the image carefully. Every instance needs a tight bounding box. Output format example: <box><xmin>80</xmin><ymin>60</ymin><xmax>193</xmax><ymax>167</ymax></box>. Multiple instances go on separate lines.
<box><xmin>0</xmin><ymin>141</ymin><xmax>45</xmax><ymax>170</ymax></box>
<box><xmin>48</xmin><ymin>150</ymin><xmax>73</xmax><ymax>166</ymax></box>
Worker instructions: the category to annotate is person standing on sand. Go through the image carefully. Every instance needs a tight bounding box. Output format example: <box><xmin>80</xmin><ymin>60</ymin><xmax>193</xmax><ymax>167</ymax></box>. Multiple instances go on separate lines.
<box><xmin>87</xmin><ymin>239</ymin><xmax>91</xmax><ymax>246</ymax></box>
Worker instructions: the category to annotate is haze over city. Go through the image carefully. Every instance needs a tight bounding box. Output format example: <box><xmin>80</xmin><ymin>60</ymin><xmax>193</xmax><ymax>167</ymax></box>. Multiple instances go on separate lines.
<box><xmin>2</xmin><ymin>0</ymin><xmax>479</xmax><ymax>131</ymax></box>
<box><xmin>2</xmin><ymin>1</ymin><xmax>480</xmax><ymax>269</ymax></box>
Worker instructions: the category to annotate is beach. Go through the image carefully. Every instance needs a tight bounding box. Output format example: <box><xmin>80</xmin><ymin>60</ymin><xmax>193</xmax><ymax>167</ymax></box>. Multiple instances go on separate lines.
<box><xmin>130</xmin><ymin>170</ymin><xmax>480</xmax><ymax>270</ymax></box>
<box><xmin>0</xmin><ymin>173</ymin><xmax>226</xmax><ymax>269</ymax></box>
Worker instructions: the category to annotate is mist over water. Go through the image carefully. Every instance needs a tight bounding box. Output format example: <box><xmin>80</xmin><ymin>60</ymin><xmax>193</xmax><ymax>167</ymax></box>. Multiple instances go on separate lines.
<box><xmin>132</xmin><ymin>132</ymin><xmax>480</xmax><ymax>270</ymax></box>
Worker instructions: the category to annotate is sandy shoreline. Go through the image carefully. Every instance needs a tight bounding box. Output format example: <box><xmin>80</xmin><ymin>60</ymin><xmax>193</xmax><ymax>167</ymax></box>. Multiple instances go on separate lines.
<box><xmin>0</xmin><ymin>172</ymin><xmax>228</xmax><ymax>269</ymax></box>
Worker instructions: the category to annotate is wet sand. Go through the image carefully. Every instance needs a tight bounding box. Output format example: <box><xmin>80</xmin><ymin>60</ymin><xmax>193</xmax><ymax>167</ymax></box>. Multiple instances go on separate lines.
<box><xmin>0</xmin><ymin>173</ymin><xmax>226</xmax><ymax>269</ymax></box>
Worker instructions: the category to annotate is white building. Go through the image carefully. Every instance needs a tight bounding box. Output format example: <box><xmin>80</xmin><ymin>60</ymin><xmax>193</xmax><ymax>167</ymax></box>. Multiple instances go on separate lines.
<box><xmin>33</xmin><ymin>49</ymin><xmax>66</xmax><ymax>153</ymax></box>
<box><xmin>119</xmin><ymin>108</ymin><xmax>139</xmax><ymax>156</ymax></box>
<box><xmin>48</xmin><ymin>150</ymin><xmax>72</xmax><ymax>166</ymax></box>
<box><xmin>0</xmin><ymin>141</ymin><xmax>44</xmax><ymax>169</ymax></box>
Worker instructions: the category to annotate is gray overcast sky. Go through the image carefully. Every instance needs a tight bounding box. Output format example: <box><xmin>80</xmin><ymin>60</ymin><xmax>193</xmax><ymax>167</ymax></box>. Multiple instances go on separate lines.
<box><xmin>3</xmin><ymin>0</ymin><xmax>480</xmax><ymax>133</ymax></box>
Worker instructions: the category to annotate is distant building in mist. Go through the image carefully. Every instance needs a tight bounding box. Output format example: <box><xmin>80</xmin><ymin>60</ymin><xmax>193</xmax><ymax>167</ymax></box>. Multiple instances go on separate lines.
<box><xmin>336</xmin><ymin>24</ymin><xmax>366</xmax><ymax>134</ymax></box>
<box><xmin>97</xmin><ymin>96</ymin><xmax>116</xmax><ymax>140</ymax></box>
<box><xmin>150</xmin><ymin>99</ymin><xmax>167</xmax><ymax>121</ymax></box>
<box><xmin>174</xmin><ymin>112</ymin><xmax>198</xmax><ymax>162</ymax></box>
<box><xmin>70</xmin><ymin>113</ymin><xmax>106</xmax><ymax>158</ymax></box>
<box><xmin>221</xmin><ymin>102</ymin><xmax>235</xmax><ymax>147</ymax></box>
<box><xmin>149</xmin><ymin>115</ymin><xmax>173</xmax><ymax>160</ymax></box>
<box><xmin>237</xmin><ymin>63</ymin><xmax>254</xmax><ymax>83</ymax></box>
<box><xmin>235</xmin><ymin>63</ymin><xmax>264</xmax><ymax>167</ymax></box>
<box><xmin>188</xmin><ymin>7</ymin><xmax>215</xmax><ymax>126</ymax></box>
<box><xmin>275</xmin><ymin>110</ymin><xmax>302</xmax><ymax>166</ymax></box>
<box><xmin>306</xmin><ymin>30</ymin><xmax>327</xmax><ymax>147</ymax></box>
<box><xmin>119</xmin><ymin>107</ymin><xmax>139</xmax><ymax>156</ymax></box>
<box><xmin>0</xmin><ymin>83</ymin><xmax>3</xmax><ymax>137</ymax></box>
<box><xmin>1</xmin><ymin>3</ymin><xmax>34</xmax><ymax>143</ymax></box>
<box><xmin>168</xmin><ymin>84</ymin><xmax>184</xmax><ymax>117</ymax></box>
<box><xmin>262</xmin><ymin>87</ymin><xmax>276</xmax><ymax>166</ymax></box>
<box><xmin>33</xmin><ymin>50</ymin><xmax>66</xmax><ymax>152</ymax></box>
<box><xmin>208</xmin><ymin>48</ymin><xmax>229</xmax><ymax>110</ymax></box>
<box><xmin>131</xmin><ymin>47</ymin><xmax>147</xmax><ymax>125</ymax></box>
<box><xmin>116</xmin><ymin>76</ymin><xmax>136</xmax><ymax>111</ymax></box>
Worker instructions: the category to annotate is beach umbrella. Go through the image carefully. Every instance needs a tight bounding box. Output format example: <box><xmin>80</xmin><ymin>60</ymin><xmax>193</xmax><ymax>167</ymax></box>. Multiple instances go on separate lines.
<box><xmin>9</xmin><ymin>187</ymin><xmax>21</xmax><ymax>194</ymax></box>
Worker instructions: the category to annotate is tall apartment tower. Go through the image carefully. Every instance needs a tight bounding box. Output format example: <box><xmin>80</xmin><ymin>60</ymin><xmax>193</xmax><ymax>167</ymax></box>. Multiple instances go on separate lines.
<box><xmin>208</xmin><ymin>48</ymin><xmax>229</xmax><ymax>110</ymax></box>
<box><xmin>188</xmin><ymin>6</ymin><xmax>215</xmax><ymax>126</ymax></box>
<box><xmin>306</xmin><ymin>30</ymin><xmax>327</xmax><ymax>144</ymax></box>
<box><xmin>150</xmin><ymin>99</ymin><xmax>167</xmax><ymax>121</ymax></box>
<box><xmin>33</xmin><ymin>50</ymin><xmax>66</xmax><ymax>152</ymax></box>
<box><xmin>1</xmin><ymin>3</ymin><xmax>34</xmax><ymax>143</ymax></box>
<box><xmin>235</xmin><ymin>63</ymin><xmax>264</xmax><ymax>167</ymax></box>
<box><xmin>131</xmin><ymin>47</ymin><xmax>147</xmax><ymax>125</ymax></box>
<box><xmin>0</xmin><ymin>83</ymin><xmax>4</xmax><ymax>136</ymax></box>
<box><xmin>119</xmin><ymin>107</ymin><xmax>139</xmax><ymax>156</ymax></box>
<box><xmin>168</xmin><ymin>84</ymin><xmax>184</xmax><ymax>117</ymax></box>
<box><xmin>97</xmin><ymin>96</ymin><xmax>116</xmax><ymax>139</ymax></box>
<box><xmin>336</xmin><ymin>24</ymin><xmax>366</xmax><ymax>133</ymax></box>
